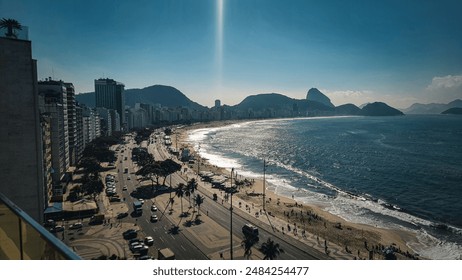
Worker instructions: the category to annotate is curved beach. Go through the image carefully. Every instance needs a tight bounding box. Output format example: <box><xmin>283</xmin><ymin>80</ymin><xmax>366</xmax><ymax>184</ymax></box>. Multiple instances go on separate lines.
<box><xmin>174</xmin><ymin>120</ymin><xmax>427</xmax><ymax>260</ymax></box>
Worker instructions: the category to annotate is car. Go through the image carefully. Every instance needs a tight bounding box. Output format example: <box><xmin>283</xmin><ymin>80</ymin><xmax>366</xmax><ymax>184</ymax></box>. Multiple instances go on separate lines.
<box><xmin>130</xmin><ymin>244</ymin><xmax>143</xmax><ymax>253</ymax></box>
<box><xmin>151</xmin><ymin>205</ymin><xmax>157</xmax><ymax>211</ymax></box>
<box><xmin>69</xmin><ymin>222</ymin><xmax>83</xmax><ymax>230</ymax></box>
<box><xmin>109</xmin><ymin>196</ymin><xmax>121</xmax><ymax>202</ymax></box>
<box><xmin>138</xmin><ymin>255</ymin><xmax>152</xmax><ymax>260</ymax></box>
<box><xmin>127</xmin><ymin>176</ymin><xmax>131</xmax><ymax>180</ymax></box>
<box><xmin>44</xmin><ymin>219</ymin><xmax>56</xmax><ymax>227</ymax></box>
<box><xmin>144</xmin><ymin>236</ymin><xmax>154</xmax><ymax>246</ymax></box>
<box><xmin>117</xmin><ymin>212</ymin><xmax>129</xmax><ymax>219</ymax></box>
<box><xmin>50</xmin><ymin>225</ymin><xmax>64</xmax><ymax>233</ymax></box>
<box><xmin>150</xmin><ymin>215</ymin><xmax>158</xmax><ymax>222</ymax></box>
<box><xmin>123</xmin><ymin>229</ymin><xmax>137</xmax><ymax>240</ymax></box>
<box><xmin>122</xmin><ymin>186</ymin><xmax>128</xmax><ymax>191</ymax></box>
<box><xmin>138</xmin><ymin>198</ymin><xmax>144</xmax><ymax>204</ymax></box>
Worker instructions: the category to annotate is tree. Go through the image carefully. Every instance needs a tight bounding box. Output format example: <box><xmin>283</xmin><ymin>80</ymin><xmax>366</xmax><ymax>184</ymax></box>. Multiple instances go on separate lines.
<box><xmin>175</xmin><ymin>183</ymin><xmax>185</xmax><ymax>215</ymax></box>
<box><xmin>160</xmin><ymin>159</ymin><xmax>181</xmax><ymax>185</ymax></box>
<box><xmin>0</xmin><ymin>18</ymin><xmax>22</xmax><ymax>38</ymax></box>
<box><xmin>78</xmin><ymin>157</ymin><xmax>101</xmax><ymax>179</ymax></box>
<box><xmin>260</xmin><ymin>238</ymin><xmax>283</xmax><ymax>260</ymax></box>
<box><xmin>241</xmin><ymin>235</ymin><xmax>257</xmax><ymax>259</ymax></box>
<box><xmin>186</xmin><ymin>178</ymin><xmax>198</xmax><ymax>208</ymax></box>
<box><xmin>194</xmin><ymin>194</ymin><xmax>205</xmax><ymax>216</ymax></box>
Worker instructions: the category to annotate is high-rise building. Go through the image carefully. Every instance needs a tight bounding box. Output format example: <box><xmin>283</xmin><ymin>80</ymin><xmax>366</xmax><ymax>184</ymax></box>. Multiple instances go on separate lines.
<box><xmin>0</xmin><ymin>36</ymin><xmax>45</xmax><ymax>222</ymax></box>
<box><xmin>38</xmin><ymin>80</ymin><xmax>70</xmax><ymax>193</ymax></box>
<box><xmin>95</xmin><ymin>78</ymin><xmax>125</xmax><ymax>130</ymax></box>
<box><xmin>215</xmin><ymin>99</ymin><xmax>221</xmax><ymax>108</ymax></box>
<box><xmin>64</xmin><ymin>83</ymin><xmax>77</xmax><ymax>166</ymax></box>
<box><xmin>82</xmin><ymin>106</ymin><xmax>101</xmax><ymax>146</ymax></box>
<box><xmin>96</xmin><ymin>107</ymin><xmax>113</xmax><ymax>136</ymax></box>
<box><xmin>75</xmin><ymin>102</ymin><xmax>84</xmax><ymax>162</ymax></box>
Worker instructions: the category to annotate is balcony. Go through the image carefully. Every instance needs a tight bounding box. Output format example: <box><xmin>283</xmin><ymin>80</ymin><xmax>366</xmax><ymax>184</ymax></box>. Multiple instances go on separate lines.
<box><xmin>0</xmin><ymin>193</ymin><xmax>80</xmax><ymax>260</ymax></box>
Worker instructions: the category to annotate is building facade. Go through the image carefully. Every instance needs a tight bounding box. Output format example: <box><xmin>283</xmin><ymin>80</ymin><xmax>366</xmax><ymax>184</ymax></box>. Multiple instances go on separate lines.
<box><xmin>38</xmin><ymin>80</ymin><xmax>70</xmax><ymax>191</ymax></box>
<box><xmin>95</xmin><ymin>78</ymin><xmax>125</xmax><ymax>130</ymax></box>
<box><xmin>0</xmin><ymin>36</ymin><xmax>45</xmax><ymax>222</ymax></box>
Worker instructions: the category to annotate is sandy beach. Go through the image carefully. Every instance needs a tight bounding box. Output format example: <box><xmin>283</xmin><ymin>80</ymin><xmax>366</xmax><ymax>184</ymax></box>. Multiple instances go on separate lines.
<box><xmin>173</xmin><ymin>120</ymin><xmax>421</xmax><ymax>260</ymax></box>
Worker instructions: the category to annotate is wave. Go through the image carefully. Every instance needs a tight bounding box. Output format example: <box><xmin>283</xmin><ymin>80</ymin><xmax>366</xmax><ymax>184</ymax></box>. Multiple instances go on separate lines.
<box><xmin>186</xmin><ymin>118</ymin><xmax>462</xmax><ymax>259</ymax></box>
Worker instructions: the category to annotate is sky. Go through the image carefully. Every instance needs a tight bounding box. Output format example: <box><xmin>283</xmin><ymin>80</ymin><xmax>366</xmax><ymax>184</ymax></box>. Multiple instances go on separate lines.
<box><xmin>1</xmin><ymin>0</ymin><xmax>462</xmax><ymax>108</ymax></box>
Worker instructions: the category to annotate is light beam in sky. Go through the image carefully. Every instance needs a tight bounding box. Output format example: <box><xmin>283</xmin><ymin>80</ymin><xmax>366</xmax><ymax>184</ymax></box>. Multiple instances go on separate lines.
<box><xmin>216</xmin><ymin>0</ymin><xmax>224</xmax><ymax>93</ymax></box>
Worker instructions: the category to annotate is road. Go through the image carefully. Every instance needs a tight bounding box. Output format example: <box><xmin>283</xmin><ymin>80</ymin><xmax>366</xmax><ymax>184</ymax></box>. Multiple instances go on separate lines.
<box><xmin>146</xmin><ymin>131</ymin><xmax>326</xmax><ymax>260</ymax></box>
<box><xmin>115</xmin><ymin>135</ymin><xmax>208</xmax><ymax>259</ymax></box>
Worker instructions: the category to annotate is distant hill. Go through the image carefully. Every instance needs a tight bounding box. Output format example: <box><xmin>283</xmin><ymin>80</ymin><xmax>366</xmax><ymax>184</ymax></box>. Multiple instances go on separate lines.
<box><xmin>234</xmin><ymin>93</ymin><xmax>334</xmax><ymax>112</ymax></box>
<box><xmin>361</xmin><ymin>102</ymin><xmax>404</xmax><ymax>116</ymax></box>
<box><xmin>402</xmin><ymin>99</ymin><xmax>462</xmax><ymax>114</ymax></box>
<box><xmin>335</xmin><ymin>103</ymin><xmax>362</xmax><ymax>115</ymax></box>
<box><xmin>441</xmin><ymin>107</ymin><xmax>462</xmax><ymax>115</ymax></box>
<box><xmin>76</xmin><ymin>92</ymin><xmax>95</xmax><ymax>107</ymax></box>
<box><xmin>306</xmin><ymin>88</ymin><xmax>335</xmax><ymax>108</ymax></box>
<box><xmin>233</xmin><ymin>93</ymin><xmax>294</xmax><ymax>110</ymax></box>
<box><xmin>125</xmin><ymin>85</ymin><xmax>205</xmax><ymax>110</ymax></box>
<box><xmin>76</xmin><ymin>85</ymin><xmax>205</xmax><ymax>110</ymax></box>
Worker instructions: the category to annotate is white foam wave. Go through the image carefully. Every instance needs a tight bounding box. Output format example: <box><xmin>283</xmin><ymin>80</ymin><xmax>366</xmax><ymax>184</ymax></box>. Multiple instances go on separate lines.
<box><xmin>186</xmin><ymin>120</ymin><xmax>462</xmax><ymax>259</ymax></box>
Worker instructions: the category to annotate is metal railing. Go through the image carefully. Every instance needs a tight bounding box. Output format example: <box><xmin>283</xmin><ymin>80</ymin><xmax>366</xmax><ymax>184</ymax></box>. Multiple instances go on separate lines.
<box><xmin>0</xmin><ymin>193</ymin><xmax>80</xmax><ymax>260</ymax></box>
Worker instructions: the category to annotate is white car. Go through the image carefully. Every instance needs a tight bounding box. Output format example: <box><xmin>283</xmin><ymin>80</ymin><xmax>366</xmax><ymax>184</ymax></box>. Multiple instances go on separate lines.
<box><xmin>144</xmin><ymin>236</ymin><xmax>154</xmax><ymax>246</ymax></box>
<box><xmin>69</xmin><ymin>222</ymin><xmax>82</xmax><ymax>230</ymax></box>
<box><xmin>150</xmin><ymin>215</ymin><xmax>158</xmax><ymax>222</ymax></box>
<box><xmin>151</xmin><ymin>205</ymin><xmax>158</xmax><ymax>211</ymax></box>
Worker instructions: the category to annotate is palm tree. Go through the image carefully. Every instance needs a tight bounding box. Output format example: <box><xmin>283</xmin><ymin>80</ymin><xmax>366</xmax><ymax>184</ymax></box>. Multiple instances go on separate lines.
<box><xmin>194</xmin><ymin>194</ymin><xmax>205</xmax><ymax>216</ymax></box>
<box><xmin>0</xmin><ymin>18</ymin><xmax>22</xmax><ymax>38</ymax></box>
<box><xmin>241</xmin><ymin>235</ymin><xmax>257</xmax><ymax>259</ymax></box>
<box><xmin>175</xmin><ymin>183</ymin><xmax>185</xmax><ymax>215</ymax></box>
<box><xmin>186</xmin><ymin>178</ymin><xmax>197</xmax><ymax>209</ymax></box>
<box><xmin>260</xmin><ymin>238</ymin><xmax>283</xmax><ymax>260</ymax></box>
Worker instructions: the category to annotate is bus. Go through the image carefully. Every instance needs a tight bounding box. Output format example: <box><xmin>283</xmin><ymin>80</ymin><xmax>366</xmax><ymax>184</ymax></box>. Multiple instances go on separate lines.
<box><xmin>133</xmin><ymin>201</ymin><xmax>143</xmax><ymax>215</ymax></box>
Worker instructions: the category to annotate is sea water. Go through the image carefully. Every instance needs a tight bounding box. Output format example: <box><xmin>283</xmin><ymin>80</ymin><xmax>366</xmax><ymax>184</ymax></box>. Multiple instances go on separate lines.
<box><xmin>188</xmin><ymin>115</ymin><xmax>462</xmax><ymax>259</ymax></box>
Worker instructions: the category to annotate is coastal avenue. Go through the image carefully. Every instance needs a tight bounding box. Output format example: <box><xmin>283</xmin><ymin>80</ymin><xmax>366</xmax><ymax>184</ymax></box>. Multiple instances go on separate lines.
<box><xmin>140</xmin><ymin>130</ymin><xmax>326</xmax><ymax>260</ymax></box>
<box><xmin>117</xmin><ymin>135</ymin><xmax>207</xmax><ymax>259</ymax></box>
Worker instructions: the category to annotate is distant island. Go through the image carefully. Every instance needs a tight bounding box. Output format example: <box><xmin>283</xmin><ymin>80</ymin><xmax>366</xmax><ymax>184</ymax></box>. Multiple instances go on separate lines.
<box><xmin>441</xmin><ymin>107</ymin><xmax>462</xmax><ymax>115</ymax></box>
<box><xmin>402</xmin><ymin>99</ymin><xmax>462</xmax><ymax>114</ymax></box>
<box><xmin>76</xmin><ymin>85</ymin><xmax>405</xmax><ymax>121</ymax></box>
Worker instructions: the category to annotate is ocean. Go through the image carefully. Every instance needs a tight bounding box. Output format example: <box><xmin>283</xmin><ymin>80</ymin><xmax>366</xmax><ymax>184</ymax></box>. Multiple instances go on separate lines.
<box><xmin>187</xmin><ymin>115</ymin><xmax>462</xmax><ymax>259</ymax></box>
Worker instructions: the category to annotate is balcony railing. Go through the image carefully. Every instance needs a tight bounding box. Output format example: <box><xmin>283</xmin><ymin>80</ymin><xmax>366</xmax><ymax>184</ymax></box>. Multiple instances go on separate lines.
<box><xmin>0</xmin><ymin>193</ymin><xmax>80</xmax><ymax>260</ymax></box>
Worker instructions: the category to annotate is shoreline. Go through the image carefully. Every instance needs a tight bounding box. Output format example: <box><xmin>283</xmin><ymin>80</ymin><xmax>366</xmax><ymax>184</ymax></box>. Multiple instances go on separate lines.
<box><xmin>173</xmin><ymin>120</ymin><xmax>423</xmax><ymax>260</ymax></box>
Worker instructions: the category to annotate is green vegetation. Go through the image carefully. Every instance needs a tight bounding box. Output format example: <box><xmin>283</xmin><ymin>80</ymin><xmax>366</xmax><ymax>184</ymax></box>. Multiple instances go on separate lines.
<box><xmin>0</xmin><ymin>18</ymin><xmax>22</xmax><ymax>38</ymax></box>
<box><xmin>260</xmin><ymin>238</ymin><xmax>283</xmax><ymax>260</ymax></box>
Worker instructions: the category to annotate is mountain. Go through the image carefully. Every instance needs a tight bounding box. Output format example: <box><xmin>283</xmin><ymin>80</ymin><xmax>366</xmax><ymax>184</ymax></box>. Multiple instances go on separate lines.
<box><xmin>234</xmin><ymin>93</ymin><xmax>334</xmax><ymax>112</ymax></box>
<box><xmin>76</xmin><ymin>85</ymin><xmax>205</xmax><ymax>110</ymax></box>
<box><xmin>441</xmin><ymin>107</ymin><xmax>462</xmax><ymax>115</ymax></box>
<box><xmin>360</xmin><ymin>102</ymin><xmax>404</xmax><ymax>116</ymax></box>
<box><xmin>234</xmin><ymin>93</ymin><xmax>295</xmax><ymax>110</ymax></box>
<box><xmin>335</xmin><ymin>103</ymin><xmax>362</xmax><ymax>115</ymax></box>
<box><xmin>125</xmin><ymin>85</ymin><xmax>205</xmax><ymax>110</ymax></box>
<box><xmin>76</xmin><ymin>92</ymin><xmax>96</xmax><ymax>107</ymax></box>
<box><xmin>402</xmin><ymin>99</ymin><xmax>462</xmax><ymax>114</ymax></box>
<box><xmin>306</xmin><ymin>88</ymin><xmax>335</xmax><ymax>108</ymax></box>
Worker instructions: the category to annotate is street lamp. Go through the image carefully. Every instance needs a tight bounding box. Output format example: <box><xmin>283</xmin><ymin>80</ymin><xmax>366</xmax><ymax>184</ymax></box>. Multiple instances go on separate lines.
<box><xmin>263</xmin><ymin>159</ymin><xmax>269</xmax><ymax>212</ymax></box>
<box><xmin>225</xmin><ymin>168</ymin><xmax>238</xmax><ymax>260</ymax></box>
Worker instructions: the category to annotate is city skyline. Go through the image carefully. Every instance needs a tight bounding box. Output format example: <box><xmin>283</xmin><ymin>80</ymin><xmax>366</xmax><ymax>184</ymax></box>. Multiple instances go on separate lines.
<box><xmin>1</xmin><ymin>0</ymin><xmax>462</xmax><ymax>108</ymax></box>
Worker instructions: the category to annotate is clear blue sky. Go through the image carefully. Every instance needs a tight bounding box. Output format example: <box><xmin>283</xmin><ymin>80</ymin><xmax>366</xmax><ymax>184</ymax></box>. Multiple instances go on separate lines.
<box><xmin>2</xmin><ymin>0</ymin><xmax>462</xmax><ymax>108</ymax></box>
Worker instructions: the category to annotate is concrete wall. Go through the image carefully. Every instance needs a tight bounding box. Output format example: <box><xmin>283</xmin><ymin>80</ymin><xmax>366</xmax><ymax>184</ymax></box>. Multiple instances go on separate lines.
<box><xmin>0</xmin><ymin>37</ymin><xmax>45</xmax><ymax>223</ymax></box>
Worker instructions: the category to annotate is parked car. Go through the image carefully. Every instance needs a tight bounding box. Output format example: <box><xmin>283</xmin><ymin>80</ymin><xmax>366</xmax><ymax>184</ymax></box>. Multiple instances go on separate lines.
<box><xmin>50</xmin><ymin>225</ymin><xmax>64</xmax><ymax>233</ymax></box>
<box><xmin>151</xmin><ymin>205</ymin><xmax>158</xmax><ymax>211</ymax></box>
<box><xmin>122</xmin><ymin>186</ymin><xmax>128</xmax><ymax>191</ymax></box>
<box><xmin>117</xmin><ymin>212</ymin><xmax>129</xmax><ymax>219</ymax></box>
<box><xmin>69</xmin><ymin>222</ymin><xmax>83</xmax><ymax>230</ymax></box>
<box><xmin>123</xmin><ymin>229</ymin><xmax>137</xmax><ymax>240</ymax></box>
